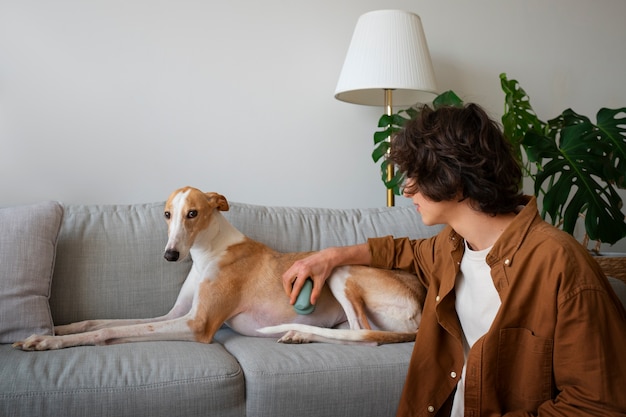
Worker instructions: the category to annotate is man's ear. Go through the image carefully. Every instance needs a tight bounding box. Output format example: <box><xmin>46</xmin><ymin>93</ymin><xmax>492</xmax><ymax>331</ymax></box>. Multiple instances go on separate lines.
<box><xmin>205</xmin><ymin>192</ymin><xmax>229</xmax><ymax>211</ymax></box>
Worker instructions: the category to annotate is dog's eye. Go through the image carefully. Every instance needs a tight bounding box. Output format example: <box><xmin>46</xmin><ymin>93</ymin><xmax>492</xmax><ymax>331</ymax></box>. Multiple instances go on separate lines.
<box><xmin>187</xmin><ymin>210</ymin><xmax>198</xmax><ymax>219</ymax></box>
<box><xmin>164</xmin><ymin>211</ymin><xmax>171</xmax><ymax>219</ymax></box>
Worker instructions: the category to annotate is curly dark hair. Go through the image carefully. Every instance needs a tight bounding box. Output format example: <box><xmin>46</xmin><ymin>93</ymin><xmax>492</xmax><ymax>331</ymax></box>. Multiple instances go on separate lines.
<box><xmin>389</xmin><ymin>103</ymin><xmax>525</xmax><ymax>215</ymax></box>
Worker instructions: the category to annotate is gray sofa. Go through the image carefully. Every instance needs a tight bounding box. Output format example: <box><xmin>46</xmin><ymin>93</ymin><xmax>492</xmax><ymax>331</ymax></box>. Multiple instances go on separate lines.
<box><xmin>2</xmin><ymin>198</ymin><xmax>625</xmax><ymax>417</ymax></box>
<box><xmin>0</xmin><ymin>197</ymin><xmax>446</xmax><ymax>417</ymax></box>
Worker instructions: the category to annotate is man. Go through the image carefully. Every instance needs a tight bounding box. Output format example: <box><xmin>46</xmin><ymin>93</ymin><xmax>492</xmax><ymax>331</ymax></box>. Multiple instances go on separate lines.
<box><xmin>283</xmin><ymin>104</ymin><xmax>626</xmax><ymax>416</ymax></box>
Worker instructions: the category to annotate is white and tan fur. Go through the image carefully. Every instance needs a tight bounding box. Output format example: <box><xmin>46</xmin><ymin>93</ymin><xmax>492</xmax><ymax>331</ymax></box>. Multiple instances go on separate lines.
<box><xmin>13</xmin><ymin>186</ymin><xmax>425</xmax><ymax>351</ymax></box>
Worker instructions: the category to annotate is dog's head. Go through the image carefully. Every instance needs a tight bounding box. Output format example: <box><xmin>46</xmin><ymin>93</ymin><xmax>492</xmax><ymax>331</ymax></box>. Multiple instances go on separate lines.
<box><xmin>163</xmin><ymin>186</ymin><xmax>229</xmax><ymax>262</ymax></box>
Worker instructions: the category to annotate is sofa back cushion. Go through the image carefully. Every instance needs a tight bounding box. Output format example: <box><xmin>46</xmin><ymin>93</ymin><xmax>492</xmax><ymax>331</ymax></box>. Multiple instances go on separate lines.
<box><xmin>224</xmin><ymin>202</ymin><xmax>441</xmax><ymax>253</ymax></box>
<box><xmin>50</xmin><ymin>200</ymin><xmax>442</xmax><ymax>324</ymax></box>
<box><xmin>50</xmin><ymin>203</ymin><xmax>190</xmax><ymax>325</ymax></box>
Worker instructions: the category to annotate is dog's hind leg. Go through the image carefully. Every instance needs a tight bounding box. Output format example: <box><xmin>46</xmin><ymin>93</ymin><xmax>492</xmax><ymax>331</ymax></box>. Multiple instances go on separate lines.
<box><xmin>326</xmin><ymin>267</ymin><xmax>372</xmax><ymax>330</ymax></box>
<box><xmin>258</xmin><ymin>324</ymin><xmax>416</xmax><ymax>345</ymax></box>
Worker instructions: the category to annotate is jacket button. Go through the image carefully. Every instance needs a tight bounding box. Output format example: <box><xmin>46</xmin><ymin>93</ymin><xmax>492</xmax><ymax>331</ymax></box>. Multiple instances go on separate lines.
<box><xmin>450</xmin><ymin>371</ymin><xmax>457</xmax><ymax>378</ymax></box>
<box><xmin>435</xmin><ymin>296</ymin><xmax>440</xmax><ymax>302</ymax></box>
<box><xmin>504</xmin><ymin>258</ymin><xmax>511</xmax><ymax>266</ymax></box>
<box><xmin>427</xmin><ymin>405</ymin><xmax>435</xmax><ymax>413</ymax></box>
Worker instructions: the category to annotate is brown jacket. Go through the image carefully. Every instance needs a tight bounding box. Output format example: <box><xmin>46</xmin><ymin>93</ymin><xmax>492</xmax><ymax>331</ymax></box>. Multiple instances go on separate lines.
<box><xmin>369</xmin><ymin>197</ymin><xmax>626</xmax><ymax>416</ymax></box>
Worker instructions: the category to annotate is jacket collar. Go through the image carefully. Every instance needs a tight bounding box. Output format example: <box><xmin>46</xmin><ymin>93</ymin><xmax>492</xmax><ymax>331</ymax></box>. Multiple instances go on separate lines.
<box><xmin>444</xmin><ymin>195</ymin><xmax>540</xmax><ymax>268</ymax></box>
<box><xmin>486</xmin><ymin>195</ymin><xmax>539</xmax><ymax>269</ymax></box>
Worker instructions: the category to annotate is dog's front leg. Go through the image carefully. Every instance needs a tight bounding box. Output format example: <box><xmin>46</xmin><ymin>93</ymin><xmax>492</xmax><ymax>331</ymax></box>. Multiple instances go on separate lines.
<box><xmin>55</xmin><ymin>271</ymin><xmax>201</xmax><ymax>335</ymax></box>
<box><xmin>54</xmin><ymin>316</ymin><xmax>174</xmax><ymax>335</ymax></box>
<box><xmin>53</xmin><ymin>306</ymin><xmax>192</xmax><ymax>335</ymax></box>
<box><xmin>14</xmin><ymin>316</ymin><xmax>198</xmax><ymax>351</ymax></box>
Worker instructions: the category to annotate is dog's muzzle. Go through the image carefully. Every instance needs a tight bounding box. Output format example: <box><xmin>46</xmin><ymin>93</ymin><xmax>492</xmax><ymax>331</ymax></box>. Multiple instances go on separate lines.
<box><xmin>164</xmin><ymin>249</ymin><xmax>180</xmax><ymax>262</ymax></box>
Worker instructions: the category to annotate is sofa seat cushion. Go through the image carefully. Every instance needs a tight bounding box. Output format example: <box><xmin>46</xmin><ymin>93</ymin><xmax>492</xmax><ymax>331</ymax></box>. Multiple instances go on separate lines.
<box><xmin>214</xmin><ymin>328</ymin><xmax>413</xmax><ymax>417</ymax></box>
<box><xmin>0</xmin><ymin>341</ymin><xmax>245</xmax><ymax>417</ymax></box>
<box><xmin>0</xmin><ymin>201</ymin><xmax>63</xmax><ymax>343</ymax></box>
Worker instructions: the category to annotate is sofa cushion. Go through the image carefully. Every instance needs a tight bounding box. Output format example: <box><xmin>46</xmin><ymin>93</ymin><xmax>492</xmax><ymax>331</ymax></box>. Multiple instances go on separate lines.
<box><xmin>224</xmin><ymin>202</ymin><xmax>443</xmax><ymax>252</ymax></box>
<box><xmin>0</xmin><ymin>341</ymin><xmax>245</xmax><ymax>417</ymax></box>
<box><xmin>0</xmin><ymin>201</ymin><xmax>63</xmax><ymax>343</ymax></box>
<box><xmin>215</xmin><ymin>328</ymin><xmax>413</xmax><ymax>417</ymax></box>
<box><xmin>50</xmin><ymin>203</ymin><xmax>192</xmax><ymax>325</ymax></box>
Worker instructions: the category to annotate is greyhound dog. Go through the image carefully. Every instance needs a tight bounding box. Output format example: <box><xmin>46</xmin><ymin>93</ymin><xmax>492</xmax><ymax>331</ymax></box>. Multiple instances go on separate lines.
<box><xmin>14</xmin><ymin>186</ymin><xmax>425</xmax><ymax>350</ymax></box>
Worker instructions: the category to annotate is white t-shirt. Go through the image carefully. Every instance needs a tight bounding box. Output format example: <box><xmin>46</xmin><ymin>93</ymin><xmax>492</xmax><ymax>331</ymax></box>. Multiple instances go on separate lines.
<box><xmin>450</xmin><ymin>241</ymin><xmax>501</xmax><ymax>416</ymax></box>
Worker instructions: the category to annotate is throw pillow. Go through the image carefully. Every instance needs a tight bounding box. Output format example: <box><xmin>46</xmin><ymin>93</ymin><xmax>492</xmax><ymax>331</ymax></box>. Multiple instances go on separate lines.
<box><xmin>0</xmin><ymin>201</ymin><xmax>63</xmax><ymax>343</ymax></box>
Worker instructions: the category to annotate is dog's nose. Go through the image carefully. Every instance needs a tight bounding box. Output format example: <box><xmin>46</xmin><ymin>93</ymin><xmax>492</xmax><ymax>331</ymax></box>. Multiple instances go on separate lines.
<box><xmin>164</xmin><ymin>249</ymin><xmax>180</xmax><ymax>262</ymax></box>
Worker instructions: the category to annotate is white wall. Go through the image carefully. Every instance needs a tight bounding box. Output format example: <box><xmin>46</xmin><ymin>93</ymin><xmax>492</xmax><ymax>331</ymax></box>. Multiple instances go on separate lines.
<box><xmin>1</xmin><ymin>0</ymin><xmax>625</xmax><ymax>248</ymax></box>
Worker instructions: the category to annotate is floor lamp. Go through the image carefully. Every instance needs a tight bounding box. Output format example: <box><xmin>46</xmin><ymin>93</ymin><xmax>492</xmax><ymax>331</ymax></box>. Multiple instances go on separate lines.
<box><xmin>335</xmin><ymin>10</ymin><xmax>438</xmax><ymax>207</ymax></box>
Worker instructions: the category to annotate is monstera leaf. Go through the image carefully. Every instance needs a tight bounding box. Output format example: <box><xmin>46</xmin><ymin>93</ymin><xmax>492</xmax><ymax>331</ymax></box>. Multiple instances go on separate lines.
<box><xmin>372</xmin><ymin>90</ymin><xmax>463</xmax><ymax>195</ymax></box>
<box><xmin>372</xmin><ymin>112</ymin><xmax>412</xmax><ymax>194</ymax></box>
<box><xmin>500</xmin><ymin>75</ymin><xmax>546</xmax><ymax>167</ymax></box>
<box><xmin>501</xmin><ymin>73</ymin><xmax>626</xmax><ymax>245</ymax></box>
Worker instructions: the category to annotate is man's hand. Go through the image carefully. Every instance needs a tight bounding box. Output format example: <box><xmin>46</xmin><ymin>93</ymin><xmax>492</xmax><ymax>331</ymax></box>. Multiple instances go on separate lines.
<box><xmin>282</xmin><ymin>248</ymin><xmax>338</xmax><ymax>305</ymax></box>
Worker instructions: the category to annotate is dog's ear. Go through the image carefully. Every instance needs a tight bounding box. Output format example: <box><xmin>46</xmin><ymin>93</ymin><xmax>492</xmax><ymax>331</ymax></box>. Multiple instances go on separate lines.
<box><xmin>205</xmin><ymin>192</ymin><xmax>229</xmax><ymax>212</ymax></box>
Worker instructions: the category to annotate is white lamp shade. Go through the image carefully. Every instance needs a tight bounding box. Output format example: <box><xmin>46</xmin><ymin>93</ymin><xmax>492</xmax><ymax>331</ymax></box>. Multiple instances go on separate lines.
<box><xmin>335</xmin><ymin>10</ymin><xmax>438</xmax><ymax>106</ymax></box>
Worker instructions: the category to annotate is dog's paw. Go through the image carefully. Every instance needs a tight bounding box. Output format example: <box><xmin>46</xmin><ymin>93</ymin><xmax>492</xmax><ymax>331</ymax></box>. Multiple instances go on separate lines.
<box><xmin>12</xmin><ymin>334</ymin><xmax>63</xmax><ymax>351</ymax></box>
<box><xmin>277</xmin><ymin>330</ymin><xmax>312</xmax><ymax>344</ymax></box>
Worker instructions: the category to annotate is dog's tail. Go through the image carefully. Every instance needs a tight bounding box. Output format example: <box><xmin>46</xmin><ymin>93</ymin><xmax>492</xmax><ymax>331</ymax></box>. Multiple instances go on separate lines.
<box><xmin>257</xmin><ymin>324</ymin><xmax>416</xmax><ymax>345</ymax></box>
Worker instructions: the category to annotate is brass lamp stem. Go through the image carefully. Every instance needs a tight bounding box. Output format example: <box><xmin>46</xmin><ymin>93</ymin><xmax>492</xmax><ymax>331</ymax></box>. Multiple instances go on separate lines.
<box><xmin>385</xmin><ymin>89</ymin><xmax>394</xmax><ymax>207</ymax></box>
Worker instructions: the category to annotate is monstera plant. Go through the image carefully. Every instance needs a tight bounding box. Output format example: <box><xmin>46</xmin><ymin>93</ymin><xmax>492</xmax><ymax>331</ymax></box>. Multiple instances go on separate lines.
<box><xmin>500</xmin><ymin>73</ymin><xmax>626</xmax><ymax>247</ymax></box>
<box><xmin>372</xmin><ymin>90</ymin><xmax>463</xmax><ymax>195</ymax></box>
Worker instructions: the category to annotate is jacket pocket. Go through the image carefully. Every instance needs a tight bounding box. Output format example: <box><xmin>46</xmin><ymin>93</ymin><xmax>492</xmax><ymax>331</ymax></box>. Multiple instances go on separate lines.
<box><xmin>497</xmin><ymin>328</ymin><xmax>554</xmax><ymax>410</ymax></box>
